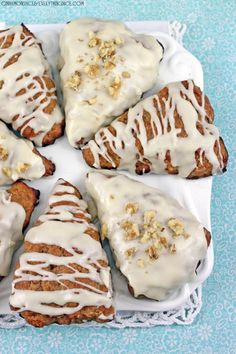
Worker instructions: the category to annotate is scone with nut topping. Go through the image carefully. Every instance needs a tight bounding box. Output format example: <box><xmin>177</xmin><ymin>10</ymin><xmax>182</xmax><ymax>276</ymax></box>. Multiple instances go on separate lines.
<box><xmin>59</xmin><ymin>17</ymin><xmax>163</xmax><ymax>147</ymax></box>
<box><xmin>0</xmin><ymin>121</ymin><xmax>55</xmax><ymax>185</ymax></box>
<box><xmin>86</xmin><ymin>171</ymin><xmax>211</xmax><ymax>301</ymax></box>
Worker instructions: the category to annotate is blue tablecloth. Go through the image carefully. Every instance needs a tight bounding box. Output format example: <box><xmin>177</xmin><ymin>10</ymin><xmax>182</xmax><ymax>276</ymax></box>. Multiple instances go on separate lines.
<box><xmin>0</xmin><ymin>1</ymin><xmax>235</xmax><ymax>353</ymax></box>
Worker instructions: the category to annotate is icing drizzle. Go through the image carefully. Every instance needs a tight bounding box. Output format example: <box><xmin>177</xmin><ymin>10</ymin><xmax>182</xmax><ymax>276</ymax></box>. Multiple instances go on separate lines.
<box><xmin>83</xmin><ymin>80</ymin><xmax>226</xmax><ymax>177</ymax></box>
<box><xmin>10</xmin><ymin>179</ymin><xmax>114</xmax><ymax>320</ymax></box>
<box><xmin>0</xmin><ymin>25</ymin><xmax>63</xmax><ymax>146</ymax></box>
<box><xmin>59</xmin><ymin>17</ymin><xmax>163</xmax><ymax>147</ymax></box>
<box><xmin>86</xmin><ymin>171</ymin><xmax>209</xmax><ymax>301</ymax></box>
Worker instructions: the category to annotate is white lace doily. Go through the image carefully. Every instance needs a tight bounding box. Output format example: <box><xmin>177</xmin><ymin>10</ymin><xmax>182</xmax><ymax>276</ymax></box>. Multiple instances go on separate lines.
<box><xmin>0</xmin><ymin>21</ymin><xmax>205</xmax><ymax>329</ymax></box>
<box><xmin>0</xmin><ymin>286</ymin><xmax>202</xmax><ymax>329</ymax></box>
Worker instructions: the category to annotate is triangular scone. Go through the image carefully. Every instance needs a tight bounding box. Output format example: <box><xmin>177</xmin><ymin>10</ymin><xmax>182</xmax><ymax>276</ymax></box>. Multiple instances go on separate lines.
<box><xmin>10</xmin><ymin>178</ymin><xmax>114</xmax><ymax>327</ymax></box>
<box><xmin>83</xmin><ymin>80</ymin><xmax>228</xmax><ymax>178</ymax></box>
<box><xmin>0</xmin><ymin>24</ymin><xmax>64</xmax><ymax>146</ymax></box>
<box><xmin>86</xmin><ymin>171</ymin><xmax>211</xmax><ymax>301</ymax></box>
<box><xmin>0</xmin><ymin>121</ymin><xmax>55</xmax><ymax>185</ymax></box>
<box><xmin>0</xmin><ymin>181</ymin><xmax>39</xmax><ymax>277</ymax></box>
<box><xmin>59</xmin><ymin>17</ymin><xmax>163</xmax><ymax>147</ymax></box>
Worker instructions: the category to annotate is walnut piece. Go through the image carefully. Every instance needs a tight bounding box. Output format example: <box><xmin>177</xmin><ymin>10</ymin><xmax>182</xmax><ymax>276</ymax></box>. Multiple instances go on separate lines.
<box><xmin>168</xmin><ymin>218</ymin><xmax>185</xmax><ymax>236</ymax></box>
<box><xmin>0</xmin><ymin>145</ymin><xmax>8</xmax><ymax>161</ymax></box>
<box><xmin>121</xmin><ymin>220</ymin><xmax>140</xmax><ymax>240</ymax></box>
<box><xmin>108</xmin><ymin>76</ymin><xmax>121</xmax><ymax>97</ymax></box>
<box><xmin>169</xmin><ymin>243</ymin><xmax>177</xmax><ymax>254</ymax></box>
<box><xmin>85</xmin><ymin>64</ymin><xmax>100</xmax><ymax>78</ymax></box>
<box><xmin>125</xmin><ymin>247</ymin><xmax>136</xmax><ymax>259</ymax></box>
<box><xmin>137</xmin><ymin>259</ymin><xmax>145</xmax><ymax>268</ymax></box>
<box><xmin>125</xmin><ymin>202</ymin><xmax>139</xmax><ymax>215</ymax></box>
<box><xmin>16</xmin><ymin>162</ymin><xmax>31</xmax><ymax>173</ymax></box>
<box><xmin>66</xmin><ymin>71</ymin><xmax>81</xmax><ymax>91</ymax></box>
<box><xmin>2</xmin><ymin>167</ymin><xmax>12</xmax><ymax>177</ymax></box>
<box><xmin>104</xmin><ymin>61</ymin><xmax>116</xmax><ymax>70</ymax></box>
<box><xmin>122</xmin><ymin>71</ymin><xmax>131</xmax><ymax>78</ymax></box>
<box><xmin>87</xmin><ymin>96</ymin><xmax>97</xmax><ymax>105</ymax></box>
<box><xmin>146</xmin><ymin>245</ymin><xmax>159</xmax><ymax>260</ymax></box>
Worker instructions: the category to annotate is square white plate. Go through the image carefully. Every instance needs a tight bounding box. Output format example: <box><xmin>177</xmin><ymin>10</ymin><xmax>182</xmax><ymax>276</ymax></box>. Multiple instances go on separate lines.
<box><xmin>0</xmin><ymin>21</ymin><xmax>213</xmax><ymax>314</ymax></box>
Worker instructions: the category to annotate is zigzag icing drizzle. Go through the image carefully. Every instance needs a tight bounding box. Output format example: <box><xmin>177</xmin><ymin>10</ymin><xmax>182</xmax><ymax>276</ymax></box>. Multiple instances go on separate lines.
<box><xmin>84</xmin><ymin>80</ymin><xmax>224</xmax><ymax>177</ymax></box>
<box><xmin>10</xmin><ymin>179</ymin><xmax>113</xmax><ymax>319</ymax></box>
<box><xmin>0</xmin><ymin>25</ymin><xmax>63</xmax><ymax>146</ymax></box>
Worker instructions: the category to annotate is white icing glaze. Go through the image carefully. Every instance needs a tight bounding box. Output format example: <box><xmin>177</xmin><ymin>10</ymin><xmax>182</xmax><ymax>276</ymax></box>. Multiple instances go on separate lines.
<box><xmin>0</xmin><ymin>25</ymin><xmax>63</xmax><ymax>146</ymax></box>
<box><xmin>84</xmin><ymin>80</ymin><xmax>225</xmax><ymax>177</ymax></box>
<box><xmin>10</xmin><ymin>179</ymin><xmax>114</xmax><ymax>319</ymax></box>
<box><xmin>0</xmin><ymin>121</ymin><xmax>45</xmax><ymax>185</ymax></box>
<box><xmin>86</xmin><ymin>171</ymin><xmax>208</xmax><ymax>301</ymax></box>
<box><xmin>0</xmin><ymin>190</ymin><xmax>25</xmax><ymax>276</ymax></box>
<box><xmin>59</xmin><ymin>17</ymin><xmax>163</xmax><ymax>147</ymax></box>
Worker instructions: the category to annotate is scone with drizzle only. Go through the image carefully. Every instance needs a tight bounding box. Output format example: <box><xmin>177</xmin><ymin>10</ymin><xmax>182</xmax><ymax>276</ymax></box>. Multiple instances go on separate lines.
<box><xmin>0</xmin><ymin>181</ymin><xmax>39</xmax><ymax>278</ymax></box>
<box><xmin>0</xmin><ymin>121</ymin><xmax>55</xmax><ymax>185</ymax></box>
<box><xmin>59</xmin><ymin>17</ymin><xmax>163</xmax><ymax>147</ymax></box>
<box><xmin>0</xmin><ymin>24</ymin><xmax>64</xmax><ymax>146</ymax></box>
<box><xmin>86</xmin><ymin>171</ymin><xmax>211</xmax><ymax>301</ymax></box>
<box><xmin>10</xmin><ymin>178</ymin><xmax>114</xmax><ymax>327</ymax></box>
<box><xmin>83</xmin><ymin>80</ymin><xmax>228</xmax><ymax>178</ymax></box>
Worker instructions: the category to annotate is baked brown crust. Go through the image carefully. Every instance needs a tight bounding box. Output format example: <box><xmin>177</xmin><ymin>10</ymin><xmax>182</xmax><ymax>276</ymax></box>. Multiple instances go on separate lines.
<box><xmin>0</xmin><ymin>24</ymin><xmax>64</xmax><ymax>146</ymax></box>
<box><xmin>83</xmin><ymin>81</ymin><xmax>228</xmax><ymax>178</ymax></box>
<box><xmin>7</xmin><ymin>181</ymin><xmax>39</xmax><ymax>229</ymax></box>
<box><xmin>10</xmin><ymin>179</ymin><xmax>114</xmax><ymax>327</ymax></box>
<box><xmin>32</xmin><ymin>148</ymin><xmax>55</xmax><ymax>176</ymax></box>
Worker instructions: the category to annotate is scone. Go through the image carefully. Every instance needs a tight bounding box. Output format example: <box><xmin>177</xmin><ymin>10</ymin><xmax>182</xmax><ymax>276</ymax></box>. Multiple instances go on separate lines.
<box><xmin>0</xmin><ymin>24</ymin><xmax>64</xmax><ymax>146</ymax></box>
<box><xmin>86</xmin><ymin>171</ymin><xmax>211</xmax><ymax>301</ymax></box>
<box><xmin>0</xmin><ymin>121</ymin><xmax>55</xmax><ymax>185</ymax></box>
<box><xmin>10</xmin><ymin>178</ymin><xmax>115</xmax><ymax>327</ymax></box>
<box><xmin>0</xmin><ymin>181</ymin><xmax>39</xmax><ymax>278</ymax></box>
<box><xmin>59</xmin><ymin>17</ymin><xmax>163</xmax><ymax>147</ymax></box>
<box><xmin>83</xmin><ymin>80</ymin><xmax>228</xmax><ymax>178</ymax></box>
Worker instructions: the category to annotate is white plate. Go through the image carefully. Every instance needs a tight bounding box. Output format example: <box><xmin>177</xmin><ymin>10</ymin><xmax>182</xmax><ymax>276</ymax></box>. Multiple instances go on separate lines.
<box><xmin>0</xmin><ymin>21</ymin><xmax>213</xmax><ymax>314</ymax></box>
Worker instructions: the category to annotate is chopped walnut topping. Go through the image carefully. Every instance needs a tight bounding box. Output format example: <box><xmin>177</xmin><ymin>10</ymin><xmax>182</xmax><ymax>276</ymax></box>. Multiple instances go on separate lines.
<box><xmin>121</xmin><ymin>220</ymin><xmax>140</xmax><ymax>240</ymax></box>
<box><xmin>99</xmin><ymin>42</ymin><xmax>116</xmax><ymax>61</ymax></box>
<box><xmin>66</xmin><ymin>71</ymin><xmax>81</xmax><ymax>91</ymax></box>
<box><xmin>144</xmin><ymin>210</ymin><xmax>156</xmax><ymax>224</ymax></box>
<box><xmin>125</xmin><ymin>247</ymin><xmax>136</xmax><ymax>259</ymax></box>
<box><xmin>169</xmin><ymin>243</ymin><xmax>177</xmax><ymax>254</ymax></box>
<box><xmin>140</xmin><ymin>231</ymin><xmax>151</xmax><ymax>244</ymax></box>
<box><xmin>125</xmin><ymin>202</ymin><xmax>139</xmax><ymax>215</ymax></box>
<box><xmin>85</xmin><ymin>64</ymin><xmax>100</xmax><ymax>78</ymax></box>
<box><xmin>137</xmin><ymin>259</ymin><xmax>145</xmax><ymax>268</ymax></box>
<box><xmin>0</xmin><ymin>145</ymin><xmax>8</xmax><ymax>161</ymax></box>
<box><xmin>16</xmin><ymin>162</ymin><xmax>31</xmax><ymax>173</ymax></box>
<box><xmin>108</xmin><ymin>76</ymin><xmax>121</xmax><ymax>97</ymax></box>
<box><xmin>122</xmin><ymin>71</ymin><xmax>131</xmax><ymax>78</ymax></box>
<box><xmin>115</xmin><ymin>36</ymin><xmax>124</xmax><ymax>45</ymax></box>
<box><xmin>146</xmin><ymin>245</ymin><xmax>159</xmax><ymax>260</ymax></box>
<box><xmin>160</xmin><ymin>236</ymin><xmax>168</xmax><ymax>248</ymax></box>
<box><xmin>104</xmin><ymin>61</ymin><xmax>116</xmax><ymax>70</ymax></box>
<box><xmin>88</xmin><ymin>36</ymin><xmax>100</xmax><ymax>48</ymax></box>
<box><xmin>168</xmin><ymin>218</ymin><xmax>185</xmax><ymax>236</ymax></box>
<box><xmin>101</xmin><ymin>223</ymin><xmax>108</xmax><ymax>240</ymax></box>
<box><xmin>87</xmin><ymin>96</ymin><xmax>97</xmax><ymax>105</ymax></box>
<box><xmin>2</xmin><ymin>167</ymin><xmax>12</xmax><ymax>177</ymax></box>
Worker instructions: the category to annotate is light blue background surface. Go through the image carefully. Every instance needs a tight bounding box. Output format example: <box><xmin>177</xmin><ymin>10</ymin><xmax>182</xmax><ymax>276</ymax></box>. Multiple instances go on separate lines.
<box><xmin>0</xmin><ymin>1</ymin><xmax>235</xmax><ymax>353</ymax></box>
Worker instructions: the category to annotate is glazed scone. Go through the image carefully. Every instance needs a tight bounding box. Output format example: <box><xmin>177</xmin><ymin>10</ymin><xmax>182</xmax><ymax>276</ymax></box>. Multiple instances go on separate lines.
<box><xmin>10</xmin><ymin>178</ymin><xmax>114</xmax><ymax>327</ymax></box>
<box><xmin>86</xmin><ymin>171</ymin><xmax>211</xmax><ymax>301</ymax></box>
<box><xmin>59</xmin><ymin>17</ymin><xmax>163</xmax><ymax>147</ymax></box>
<box><xmin>0</xmin><ymin>181</ymin><xmax>39</xmax><ymax>277</ymax></box>
<box><xmin>0</xmin><ymin>24</ymin><xmax>64</xmax><ymax>146</ymax></box>
<box><xmin>0</xmin><ymin>121</ymin><xmax>55</xmax><ymax>185</ymax></box>
<box><xmin>83</xmin><ymin>80</ymin><xmax>228</xmax><ymax>178</ymax></box>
